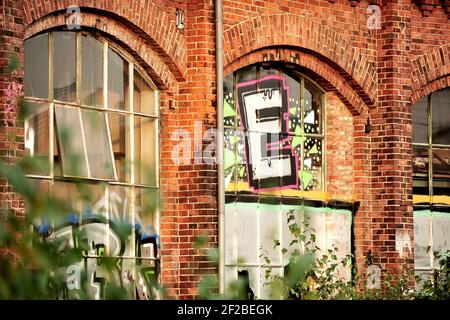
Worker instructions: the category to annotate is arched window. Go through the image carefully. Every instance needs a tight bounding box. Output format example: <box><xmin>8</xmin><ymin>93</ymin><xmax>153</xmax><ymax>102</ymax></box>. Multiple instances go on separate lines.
<box><xmin>223</xmin><ymin>64</ymin><xmax>324</xmax><ymax>194</ymax></box>
<box><xmin>223</xmin><ymin>63</ymin><xmax>336</xmax><ymax>299</ymax></box>
<box><xmin>413</xmin><ymin>87</ymin><xmax>450</xmax><ymax>280</ymax></box>
<box><xmin>24</xmin><ymin>31</ymin><xmax>160</xmax><ymax>299</ymax></box>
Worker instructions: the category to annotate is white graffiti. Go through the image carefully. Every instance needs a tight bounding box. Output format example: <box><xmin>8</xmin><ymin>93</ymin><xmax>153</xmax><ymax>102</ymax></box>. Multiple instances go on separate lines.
<box><xmin>66</xmin><ymin>6</ymin><xmax>81</xmax><ymax>30</ymax></box>
<box><xmin>367</xmin><ymin>5</ymin><xmax>382</xmax><ymax>30</ymax></box>
<box><xmin>395</xmin><ymin>229</ymin><xmax>412</xmax><ymax>258</ymax></box>
<box><xmin>366</xmin><ymin>264</ymin><xmax>381</xmax><ymax>289</ymax></box>
<box><xmin>66</xmin><ymin>264</ymin><xmax>81</xmax><ymax>290</ymax></box>
<box><xmin>237</xmin><ymin>76</ymin><xmax>298</xmax><ymax>190</ymax></box>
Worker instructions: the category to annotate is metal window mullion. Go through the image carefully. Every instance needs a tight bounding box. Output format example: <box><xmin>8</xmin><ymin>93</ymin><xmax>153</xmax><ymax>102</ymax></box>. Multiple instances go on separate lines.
<box><xmin>105</xmin><ymin>184</ymin><xmax>110</xmax><ymax>256</ymax></box>
<box><xmin>104</xmin><ymin>41</ymin><xmax>108</xmax><ymax>110</ymax></box>
<box><xmin>129</xmin><ymin>62</ymin><xmax>137</xmax><ymax>297</ymax></box>
<box><xmin>76</xmin><ymin>33</ymin><xmax>81</xmax><ymax>104</ymax></box>
<box><xmin>321</xmin><ymin>93</ymin><xmax>326</xmax><ymax>193</ymax></box>
<box><xmin>155</xmin><ymin>90</ymin><xmax>160</xmax><ymax>187</ymax></box>
<box><xmin>427</xmin><ymin>94</ymin><xmax>434</xmax><ymax>270</ymax></box>
<box><xmin>256</xmin><ymin>197</ymin><xmax>261</xmax><ymax>298</ymax></box>
<box><xmin>78</xmin><ymin>109</ymin><xmax>91</xmax><ymax>178</ymax></box>
<box><xmin>225</xmin><ymin>263</ymin><xmax>285</xmax><ymax>268</ymax></box>
<box><xmin>413</xmin><ymin>142</ymin><xmax>429</xmax><ymax>147</ymax></box>
<box><xmin>233</xmin><ymin>72</ymin><xmax>238</xmax><ymax>196</ymax></box>
<box><xmin>130</xmin><ymin>63</ymin><xmax>135</xmax><ymax>185</ymax></box>
<box><xmin>300</xmin><ymin>78</ymin><xmax>305</xmax><ymax>187</ymax></box>
<box><xmin>49</xmin><ymin>102</ymin><xmax>54</xmax><ymax>179</ymax></box>
<box><xmin>103</xmin><ymin>41</ymin><xmax>118</xmax><ymax>182</ymax></box>
<box><xmin>299</xmin><ymin>78</ymin><xmax>306</xmax><ymax>255</ymax></box>
<box><xmin>428</xmin><ymin>94</ymin><xmax>433</xmax><ymax>199</ymax></box>
<box><xmin>105</xmin><ymin>112</ymin><xmax>118</xmax><ymax>181</ymax></box>
<box><xmin>49</xmin><ymin>33</ymin><xmax>54</xmax><ymax>101</ymax></box>
<box><xmin>154</xmin><ymin>90</ymin><xmax>161</xmax><ymax>237</ymax></box>
<box><xmin>49</xmin><ymin>33</ymin><xmax>55</xmax><ymax>179</ymax></box>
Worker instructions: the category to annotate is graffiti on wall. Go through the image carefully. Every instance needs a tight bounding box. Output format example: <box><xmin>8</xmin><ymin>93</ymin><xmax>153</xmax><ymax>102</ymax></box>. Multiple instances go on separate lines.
<box><xmin>223</xmin><ymin>73</ymin><xmax>324</xmax><ymax>194</ymax></box>
<box><xmin>37</xmin><ymin>191</ymin><xmax>160</xmax><ymax>300</ymax></box>
<box><xmin>224</xmin><ymin>200</ymin><xmax>355</xmax><ymax>299</ymax></box>
<box><xmin>4</xmin><ymin>69</ymin><xmax>23</xmax><ymax>127</ymax></box>
<box><xmin>236</xmin><ymin>75</ymin><xmax>298</xmax><ymax>191</ymax></box>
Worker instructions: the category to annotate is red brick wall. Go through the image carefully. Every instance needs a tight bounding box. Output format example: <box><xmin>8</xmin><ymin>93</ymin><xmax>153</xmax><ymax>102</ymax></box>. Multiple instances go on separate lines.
<box><xmin>370</xmin><ymin>0</ymin><xmax>414</xmax><ymax>274</ymax></box>
<box><xmin>0</xmin><ymin>0</ymin><xmax>25</xmax><ymax>260</ymax></box>
<box><xmin>174</xmin><ymin>0</ymin><xmax>218</xmax><ymax>299</ymax></box>
<box><xmin>325</xmin><ymin>92</ymin><xmax>354</xmax><ymax>201</ymax></box>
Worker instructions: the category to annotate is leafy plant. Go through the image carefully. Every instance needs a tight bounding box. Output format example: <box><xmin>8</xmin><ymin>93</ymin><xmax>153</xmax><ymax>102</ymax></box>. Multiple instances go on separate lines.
<box><xmin>260</xmin><ymin>209</ymin><xmax>448</xmax><ymax>300</ymax></box>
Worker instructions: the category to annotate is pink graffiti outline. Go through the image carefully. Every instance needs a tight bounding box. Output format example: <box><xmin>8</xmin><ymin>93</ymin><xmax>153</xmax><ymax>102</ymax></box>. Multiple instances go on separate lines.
<box><xmin>236</xmin><ymin>75</ymin><xmax>299</xmax><ymax>192</ymax></box>
<box><xmin>3</xmin><ymin>71</ymin><xmax>23</xmax><ymax>127</ymax></box>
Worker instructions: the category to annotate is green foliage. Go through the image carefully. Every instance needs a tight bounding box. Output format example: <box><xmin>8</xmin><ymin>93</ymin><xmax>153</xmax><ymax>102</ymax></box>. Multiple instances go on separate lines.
<box><xmin>260</xmin><ymin>210</ymin><xmax>450</xmax><ymax>300</ymax></box>
<box><xmin>0</xmin><ymin>157</ymin><xmax>146</xmax><ymax>299</ymax></box>
<box><xmin>415</xmin><ymin>250</ymin><xmax>450</xmax><ymax>300</ymax></box>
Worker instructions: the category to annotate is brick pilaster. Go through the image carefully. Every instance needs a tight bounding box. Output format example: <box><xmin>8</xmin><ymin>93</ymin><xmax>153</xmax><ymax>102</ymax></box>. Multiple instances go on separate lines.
<box><xmin>371</xmin><ymin>0</ymin><xmax>414</xmax><ymax>277</ymax></box>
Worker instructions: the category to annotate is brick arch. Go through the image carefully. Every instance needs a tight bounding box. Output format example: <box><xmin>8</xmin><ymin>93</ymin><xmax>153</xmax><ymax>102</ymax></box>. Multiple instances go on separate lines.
<box><xmin>224</xmin><ymin>47</ymin><xmax>370</xmax><ymax>117</ymax></box>
<box><xmin>25</xmin><ymin>12</ymin><xmax>177</xmax><ymax>92</ymax></box>
<box><xmin>411</xmin><ymin>44</ymin><xmax>450</xmax><ymax>103</ymax></box>
<box><xmin>412</xmin><ymin>75</ymin><xmax>450</xmax><ymax>104</ymax></box>
<box><xmin>23</xmin><ymin>0</ymin><xmax>186</xmax><ymax>82</ymax></box>
<box><xmin>223</xmin><ymin>13</ymin><xmax>377</xmax><ymax>107</ymax></box>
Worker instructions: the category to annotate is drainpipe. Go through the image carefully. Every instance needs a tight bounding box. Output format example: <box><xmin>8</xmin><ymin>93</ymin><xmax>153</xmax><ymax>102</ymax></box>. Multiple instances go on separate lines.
<box><xmin>215</xmin><ymin>0</ymin><xmax>225</xmax><ymax>295</ymax></box>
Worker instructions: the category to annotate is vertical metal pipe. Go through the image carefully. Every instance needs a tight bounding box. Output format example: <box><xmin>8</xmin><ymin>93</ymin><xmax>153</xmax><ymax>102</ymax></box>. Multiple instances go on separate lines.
<box><xmin>215</xmin><ymin>0</ymin><xmax>225</xmax><ymax>295</ymax></box>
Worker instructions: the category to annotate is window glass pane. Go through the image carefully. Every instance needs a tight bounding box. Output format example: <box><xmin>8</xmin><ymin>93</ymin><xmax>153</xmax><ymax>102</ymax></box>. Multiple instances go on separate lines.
<box><xmin>259</xmin><ymin>66</ymin><xmax>279</xmax><ymax>78</ymax></box>
<box><xmin>24</xmin><ymin>102</ymin><xmax>49</xmax><ymax>175</ymax></box>
<box><xmin>413</xmin><ymin>146</ymin><xmax>430</xmax><ymax>205</ymax></box>
<box><xmin>54</xmin><ymin>106</ymin><xmax>88</xmax><ymax>177</ymax></box>
<box><xmin>413</xmin><ymin>212</ymin><xmax>432</xmax><ymax>269</ymax></box>
<box><xmin>53</xmin><ymin>128</ymin><xmax>63</xmax><ymax>177</ymax></box>
<box><xmin>285</xmin><ymin>74</ymin><xmax>301</xmax><ymax>134</ymax></box>
<box><xmin>109</xmin><ymin>185</ymin><xmax>132</xmax><ymax>226</ymax></box>
<box><xmin>134</xmin><ymin>117</ymin><xmax>157</xmax><ymax>185</ymax></box>
<box><xmin>413</xmin><ymin>145</ymin><xmax>429</xmax><ymax>178</ymax></box>
<box><xmin>28</xmin><ymin>179</ymin><xmax>51</xmax><ymax>233</ymax></box>
<box><xmin>109</xmin><ymin>113</ymin><xmax>131</xmax><ymax>182</ymax></box>
<box><xmin>237</xmin><ymin>65</ymin><xmax>257</xmax><ymax>84</ymax></box>
<box><xmin>432</xmin><ymin>213</ymin><xmax>450</xmax><ymax>267</ymax></box>
<box><xmin>134</xmin><ymin>69</ymin><xmax>154</xmax><ymax>114</ymax></box>
<box><xmin>136</xmin><ymin>188</ymin><xmax>159</xmax><ymax>240</ymax></box>
<box><xmin>432</xmin><ymin>147</ymin><xmax>450</xmax><ymax>181</ymax></box>
<box><xmin>78</xmin><ymin>183</ymin><xmax>106</xmax><ymax>218</ymax></box>
<box><xmin>135</xmin><ymin>187</ymin><xmax>160</xmax><ymax>298</ymax></box>
<box><xmin>303</xmin><ymin>137</ymin><xmax>323</xmax><ymax>191</ymax></box>
<box><xmin>413</xmin><ymin>96</ymin><xmax>428</xmax><ymax>144</ymax></box>
<box><xmin>237</xmin><ymin>207</ymin><xmax>259</xmax><ymax>263</ymax></box>
<box><xmin>304</xmin><ymin>81</ymin><xmax>322</xmax><ymax>135</ymax></box>
<box><xmin>235</xmin><ymin>130</ymin><xmax>247</xmax><ymax>191</ymax></box>
<box><xmin>25</xmin><ymin>34</ymin><xmax>48</xmax><ymax>99</ymax></box>
<box><xmin>81</xmin><ymin>35</ymin><xmax>103</xmax><ymax>107</ymax></box>
<box><xmin>224</xmin><ymin>128</ymin><xmax>238</xmax><ymax>193</ymax></box>
<box><xmin>81</xmin><ymin>110</ymin><xmax>115</xmax><ymax>180</ymax></box>
<box><xmin>54</xmin><ymin>32</ymin><xmax>77</xmax><ymax>102</ymax></box>
<box><xmin>431</xmin><ymin>88</ymin><xmax>450</xmax><ymax>145</ymax></box>
<box><xmin>236</xmin><ymin>65</ymin><xmax>257</xmax><ymax>128</ymax></box>
<box><xmin>432</xmin><ymin>147</ymin><xmax>450</xmax><ymax>205</ymax></box>
<box><xmin>52</xmin><ymin>180</ymin><xmax>79</xmax><ymax>223</ymax></box>
<box><xmin>223</xmin><ymin>73</ymin><xmax>235</xmax><ymax>127</ymax></box>
<box><xmin>108</xmin><ymin>48</ymin><xmax>129</xmax><ymax>110</ymax></box>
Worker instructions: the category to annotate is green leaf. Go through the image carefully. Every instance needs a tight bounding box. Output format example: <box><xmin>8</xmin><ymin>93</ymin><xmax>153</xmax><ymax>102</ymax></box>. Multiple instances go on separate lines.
<box><xmin>224</xmin><ymin>99</ymin><xmax>237</xmax><ymax>118</ymax></box>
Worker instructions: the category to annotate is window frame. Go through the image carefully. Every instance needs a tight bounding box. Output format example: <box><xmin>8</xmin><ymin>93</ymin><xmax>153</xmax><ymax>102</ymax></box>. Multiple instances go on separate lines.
<box><xmin>223</xmin><ymin>64</ymin><xmax>326</xmax><ymax>194</ymax></box>
<box><xmin>23</xmin><ymin>30</ymin><xmax>161</xmax><ymax>298</ymax></box>
<box><xmin>24</xmin><ymin>31</ymin><xmax>160</xmax><ymax>187</ymax></box>
<box><xmin>223</xmin><ymin>63</ymin><xmax>328</xmax><ymax>298</ymax></box>
<box><xmin>413</xmin><ymin>89</ymin><xmax>450</xmax><ymax>275</ymax></box>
